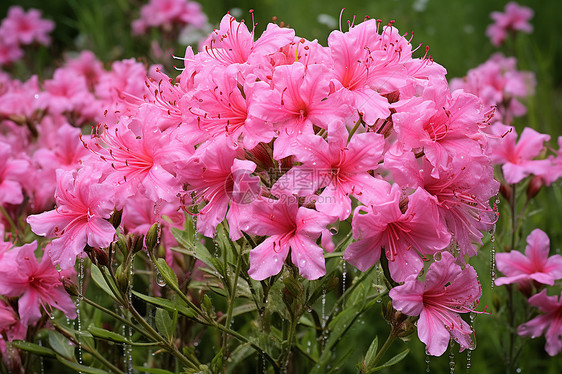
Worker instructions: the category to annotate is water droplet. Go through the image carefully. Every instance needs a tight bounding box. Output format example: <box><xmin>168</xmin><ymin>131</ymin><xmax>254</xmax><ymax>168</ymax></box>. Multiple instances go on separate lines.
<box><xmin>341</xmin><ymin>260</ymin><xmax>347</xmax><ymax>294</ymax></box>
<box><xmin>425</xmin><ymin>354</ymin><xmax>431</xmax><ymax>373</ymax></box>
<box><xmin>449</xmin><ymin>344</ymin><xmax>455</xmax><ymax>374</ymax></box>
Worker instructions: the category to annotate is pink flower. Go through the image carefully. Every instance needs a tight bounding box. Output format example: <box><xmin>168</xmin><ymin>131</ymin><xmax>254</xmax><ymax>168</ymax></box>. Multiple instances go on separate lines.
<box><xmin>518</xmin><ymin>290</ymin><xmax>562</xmax><ymax>356</ymax></box>
<box><xmin>250</xmin><ymin>62</ymin><xmax>351</xmax><ymax>159</ymax></box>
<box><xmin>183</xmin><ymin>65</ymin><xmax>275</xmax><ymax>148</ymax></box>
<box><xmin>490</xmin><ymin>125</ymin><xmax>550</xmax><ymax>184</ymax></box>
<box><xmin>203</xmin><ymin>14</ymin><xmax>294</xmax><ymax>66</ymax></box>
<box><xmin>384</xmin><ymin>151</ymin><xmax>498</xmax><ymax>260</ymax></box>
<box><xmin>486</xmin><ymin>2</ymin><xmax>533</xmax><ymax>46</ymax></box>
<box><xmin>0</xmin><ymin>141</ymin><xmax>30</xmax><ymax>206</ymax></box>
<box><xmin>180</xmin><ymin>135</ymin><xmax>258</xmax><ymax>239</ymax></box>
<box><xmin>390</xmin><ymin>252</ymin><xmax>482</xmax><ymax>356</ymax></box>
<box><xmin>272</xmin><ymin>127</ymin><xmax>385</xmax><ymax>220</ymax></box>
<box><xmin>450</xmin><ymin>53</ymin><xmax>535</xmax><ymax>125</ymax></box>
<box><xmin>392</xmin><ymin>80</ymin><xmax>484</xmax><ymax>177</ymax></box>
<box><xmin>0</xmin><ymin>301</ymin><xmax>26</xmax><ymax>342</ymax></box>
<box><xmin>239</xmin><ymin>198</ymin><xmax>334</xmax><ymax>280</ymax></box>
<box><xmin>0</xmin><ymin>6</ymin><xmax>55</xmax><ymax>46</ymax></box>
<box><xmin>27</xmin><ymin>168</ymin><xmax>116</xmax><ymax>269</ymax></box>
<box><xmin>87</xmin><ymin>117</ymin><xmax>188</xmax><ymax>203</ymax></box>
<box><xmin>344</xmin><ymin>185</ymin><xmax>451</xmax><ymax>282</ymax></box>
<box><xmin>0</xmin><ymin>242</ymin><xmax>76</xmax><ymax>325</ymax></box>
<box><xmin>132</xmin><ymin>0</ymin><xmax>207</xmax><ymax>35</ymax></box>
<box><xmin>495</xmin><ymin>229</ymin><xmax>562</xmax><ymax>287</ymax></box>
<box><xmin>0</xmin><ymin>37</ymin><xmax>23</xmax><ymax>66</ymax></box>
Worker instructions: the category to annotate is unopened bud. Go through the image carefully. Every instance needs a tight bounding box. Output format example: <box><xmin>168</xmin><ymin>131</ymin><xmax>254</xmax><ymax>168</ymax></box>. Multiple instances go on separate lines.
<box><xmin>499</xmin><ymin>183</ymin><xmax>512</xmax><ymax>202</ymax></box>
<box><xmin>526</xmin><ymin>175</ymin><xmax>544</xmax><ymax>201</ymax></box>
<box><xmin>2</xmin><ymin>343</ymin><xmax>22</xmax><ymax>374</ymax></box>
<box><xmin>109</xmin><ymin>209</ymin><xmax>123</xmax><ymax>229</ymax></box>
<box><xmin>62</xmin><ymin>277</ymin><xmax>79</xmax><ymax>297</ymax></box>
<box><xmin>383</xmin><ymin>301</ymin><xmax>416</xmax><ymax>338</ymax></box>
<box><xmin>145</xmin><ymin>223</ymin><xmax>160</xmax><ymax>252</ymax></box>
<box><xmin>85</xmin><ymin>245</ymin><xmax>109</xmax><ymax>267</ymax></box>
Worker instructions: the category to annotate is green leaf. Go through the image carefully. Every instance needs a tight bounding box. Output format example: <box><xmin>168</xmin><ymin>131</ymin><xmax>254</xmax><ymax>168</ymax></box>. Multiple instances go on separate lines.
<box><xmin>48</xmin><ymin>330</ymin><xmax>75</xmax><ymax>360</ymax></box>
<box><xmin>154</xmin><ymin>258</ymin><xmax>179</xmax><ymax>288</ymax></box>
<box><xmin>210</xmin><ymin>347</ymin><xmax>224</xmax><ymax>372</ymax></box>
<box><xmin>364</xmin><ymin>336</ymin><xmax>379</xmax><ymax>367</ymax></box>
<box><xmin>11</xmin><ymin>340</ymin><xmax>56</xmax><ymax>358</ymax></box>
<box><xmin>155</xmin><ymin>308</ymin><xmax>174</xmax><ymax>341</ymax></box>
<box><xmin>90</xmin><ymin>265</ymin><xmax>118</xmax><ymax>300</ymax></box>
<box><xmin>88</xmin><ymin>325</ymin><xmax>128</xmax><ymax>343</ymax></box>
<box><xmin>55</xmin><ymin>354</ymin><xmax>108</xmax><ymax>374</ymax></box>
<box><xmin>133</xmin><ymin>366</ymin><xmax>175</xmax><ymax>374</ymax></box>
<box><xmin>369</xmin><ymin>349</ymin><xmax>410</xmax><ymax>373</ymax></box>
<box><xmin>132</xmin><ymin>290</ymin><xmax>197</xmax><ymax>318</ymax></box>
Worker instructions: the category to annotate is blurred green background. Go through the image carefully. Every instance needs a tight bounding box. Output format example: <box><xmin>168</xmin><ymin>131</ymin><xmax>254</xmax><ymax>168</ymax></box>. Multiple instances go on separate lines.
<box><xmin>2</xmin><ymin>0</ymin><xmax>562</xmax><ymax>373</ymax></box>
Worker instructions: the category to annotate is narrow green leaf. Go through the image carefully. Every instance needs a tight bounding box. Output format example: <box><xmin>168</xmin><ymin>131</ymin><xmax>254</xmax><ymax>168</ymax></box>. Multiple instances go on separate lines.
<box><xmin>55</xmin><ymin>354</ymin><xmax>108</xmax><ymax>374</ymax></box>
<box><xmin>155</xmin><ymin>308</ymin><xmax>174</xmax><ymax>341</ymax></box>
<box><xmin>88</xmin><ymin>325</ymin><xmax>128</xmax><ymax>343</ymax></box>
<box><xmin>133</xmin><ymin>366</ymin><xmax>175</xmax><ymax>374</ymax></box>
<box><xmin>11</xmin><ymin>340</ymin><xmax>56</xmax><ymax>358</ymax></box>
<box><xmin>154</xmin><ymin>258</ymin><xmax>179</xmax><ymax>288</ymax></box>
<box><xmin>48</xmin><ymin>331</ymin><xmax>75</xmax><ymax>360</ymax></box>
<box><xmin>369</xmin><ymin>349</ymin><xmax>410</xmax><ymax>373</ymax></box>
<box><xmin>131</xmin><ymin>290</ymin><xmax>197</xmax><ymax>318</ymax></box>
<box><xmin>90</xmin><ymin>265</ymin><xmax>118</xmax><ymax>300</ymax></box>
<box><xmin>364</xmin><ymin>336</ymin><xmax>379</xmax><ymax>367</ymax></box>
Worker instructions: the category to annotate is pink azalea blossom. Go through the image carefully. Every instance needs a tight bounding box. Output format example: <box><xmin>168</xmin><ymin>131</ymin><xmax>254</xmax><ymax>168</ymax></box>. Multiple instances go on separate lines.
<box><xmin>239</xmin><ymin>197</ymin><xmax>334</xmax><ymax>280</ymax></box>
<box><xmin>392</xmin><ymin>80</ymin><xmax>484</xmax><ymax>177</ymax></box>
<box><xmin>87</xmin><ymin>117</ymin><xmax>188</xmax><ymax>203</ymax></box>
<box><xmin>250</xmin><ymin>62</ymin><xmax>351</xmax><ymax>159</ymax></box>
<box><xmin>180</xmin><ymin>135</ymin><xmax>258</xmax><ymax>239</ymax></box>
<box><xmin>344</xmin><ymin>185</ymin><xmax>451</xmax><ymax>282</ymax></box>
<box><xmin>0</xmin><ymin>6</ymin><xmax>54</xmax><ymax>46</ymax></box>
<box><xmin>384</xmin><ymin>150</ymin><xmax>498</xmax><ymax>260</ymax></box>
<box><xmin>183</xmin><ymin>65</ymin><xmax>275</xmax><ymax>148</ymax></box>
<box><xmin>0</xmin><ymin>242</ymin><xmax>76</xmax><ymax>325</ymax></box>
<box><xmin>203</xmin><ymin>14</ymin><xmax>294</xmax><ymax>66</ymax></box>
<box><xmin>132</xmin><ymin>0</ymin><xmax>207</xmax><ymax>35</ymax></box>
<box><xmin>518</xmin><ymin>290</ymin><xmax>562</xmax><ymax>356</ymax></box>
<box><xmin>272</xmin><ymin>126</ymin><xmax>385</xmax><ymax>220</ymax></box>
<box><xmin>490</xmin><ymin>124</ymin><xmax>550</xmax><ymax>184</ymax></box>
<box><xmin>486</xmin><ymin>2</ymin><xmax>533</xmax><ymax>46</ymax></box>
<box><xmin>0</xmin><ymin>37</ymin><xmax>23</xmax><ymax>66</ymax></box>
<box><xmin>450</xmin><ymin>53</ymin><xmax>535</xmax><ymax>125</ymax></box>
<box><xmin>0</xmin><ymin>301</ymin><xmax>26</xmax><ymax>342</ymax></box>
<box><xmin>495</xmin><ymin>229</ymin><xmax>562</xmax><ymax>287</ymax></box>
<box><xmin>0</xmin><ymin>141</ymin><xmax>30</xmax><ymax>206</ymax></box>
<box><xmin>390</xmin><ymin>252</ymin><xmax>482</xmax><ymax>356</ymax></box>
<box><xmin>27</xmin><ymin>168</ymin><xmax>116</xmax><ymax>269</ymax></box>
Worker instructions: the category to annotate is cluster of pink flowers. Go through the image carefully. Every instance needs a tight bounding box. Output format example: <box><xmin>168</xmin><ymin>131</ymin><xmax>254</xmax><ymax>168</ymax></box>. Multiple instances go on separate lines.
<box><xmin>469</xmin><ymin>2</ymin><xmax>562</xmax><ymax>358</ymax></box>
<box><xmin>486</xmin><ymin>2</ymin><xmax>533</xmax><ymax>46</ymax></box>
<box><xmin>495</xmin><ymin>229</ymin><xmax>562</xmax><ymax>356</ymax></box>
<box><xmin>16</xmin><ymin>13</ymin><xmax>503</xmax><ymax>356</ymax></box>
<box><xmin>0</xmin><ymin>6</ymin><xmax>54</xmax><ymax>66</ymax></box>
<box><xmin>132</xmin><ymin>0</ymin><xmax>208</xmax><ymax>35</ymax></box>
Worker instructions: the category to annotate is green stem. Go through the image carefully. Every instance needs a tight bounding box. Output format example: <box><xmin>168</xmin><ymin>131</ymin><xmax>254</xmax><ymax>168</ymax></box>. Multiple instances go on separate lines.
<box><xmin>347</xmin><ymin>117</ymin><xmax>363</xmax><ymax>143</ymax></box>
<box><xmin>372</xmin><ymin>332</ymin><xmax>397</xmax><ymax>367</ymax></box>
<box><xmin>222</xmin><ymin>240</ymin><xmax>243</xmax><ymax>353</ymax></box>
<box><xmin>51</xmin><ymin>320</ymin><xmax>125</xmax><ymax>374</ymax></box>
<box><xmin>127</xmin><ymin>302</ymin><xmax>200</xmax><ymax>370</ymax></box>
<box><xmin>0</xmin><ymin>205</ymin><xmax>18</xmax><ymax>240</ymax></box>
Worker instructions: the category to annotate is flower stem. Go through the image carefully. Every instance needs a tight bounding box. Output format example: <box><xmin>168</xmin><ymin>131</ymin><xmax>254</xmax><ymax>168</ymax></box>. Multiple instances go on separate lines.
<box><xmin>372</xmin><ymin>331</ymin><xmax>397</xmax><ymax>367</ymax></box>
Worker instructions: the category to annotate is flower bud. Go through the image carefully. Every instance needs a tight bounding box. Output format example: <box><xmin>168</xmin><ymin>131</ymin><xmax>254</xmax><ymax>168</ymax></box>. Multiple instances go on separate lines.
<box><xmin>109</xmin><ymin>209</ymin><xmax>123</xmax><ymax>229</ymax></box>
<box><xmin>526</xmin><ymin>175</ymin><xmax>544</xmax><ymax>201</ymax></box>
<box><xmin>2</xmin><ymin>343</ymin><xmax>22</xmax><ymax>374</ymax></box>
<box><xmin>62</xmin><ymin>277</ymin><xmax>79</xmax><ymax>297</ymax></box>
<box><xmin>383</xmin><ymin>300</ymin><xmax>416</xmax><ymax>338</ymax></box>
<box><xmin>145</xmin><ymin>223</ymin><xmax>160</xmax><ymax>253</ymax></box>
<box><xmin>499</xmin><ymin>183</ymin><xmax>512</xmax><ymax>202</ymax></box>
